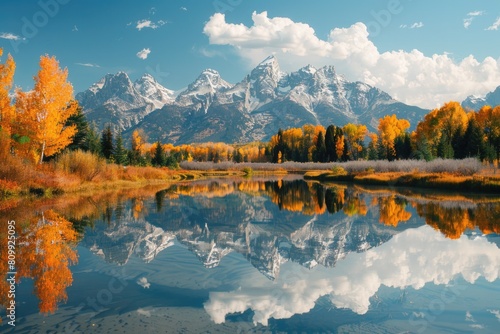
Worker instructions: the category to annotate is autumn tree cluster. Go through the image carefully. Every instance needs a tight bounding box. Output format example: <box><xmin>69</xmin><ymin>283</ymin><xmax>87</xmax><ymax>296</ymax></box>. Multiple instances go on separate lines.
<box><xmin>81</xmin><ymin>100</ymin><xmax>500</xmax><ymax>168</ymax></box>
<box><xmin>0</xmin><ymin>49</ymin><xmax>78</xmax><ymax>164</ymax></box>
<box><xmin>266</xmin><ymin>102</ymin><xmax>500</xmax><ymax>163</ymax></box>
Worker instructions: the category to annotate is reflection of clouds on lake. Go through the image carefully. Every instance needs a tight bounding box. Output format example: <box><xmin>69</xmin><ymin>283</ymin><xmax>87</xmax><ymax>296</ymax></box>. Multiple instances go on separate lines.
<box><xmin>488</xmin><ymin>309</ymin><xmax>500</xmax><ymax>321</ymax></box>
<box><xmin>137</xmin><ymin>277</ymin><xmax>151</xmax><ymax>289</ymax></box>
<box><xmin>205</xmin><ymin>225</ymin><xmax>500</xmax><ymax>326</ymax></box>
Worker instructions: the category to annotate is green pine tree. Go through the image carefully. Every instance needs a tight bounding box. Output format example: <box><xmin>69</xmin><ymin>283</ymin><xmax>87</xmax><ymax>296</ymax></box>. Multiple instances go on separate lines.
<box><xmin>101</xmin><ymin>125</ymin><xmax>114</xmax><ymax>160</ymax></box>
<box><xmin>113</xmin><ymin>132</ymin><xmax>128</xmax><ymax>165</ymax></box>
<box><xmin>314</xmin><ymin>131</ymin><xmax>326</xmax><ymax>162</ymax></box>
<box><xmin>66</xmin><ymin>106</ymin><xmax>90</xmax><ymax>151</ymax></box>
<box><xmin>152</xmin><ymin>141</ymin><xmax>166</xmax><ymax>167</ymax></box>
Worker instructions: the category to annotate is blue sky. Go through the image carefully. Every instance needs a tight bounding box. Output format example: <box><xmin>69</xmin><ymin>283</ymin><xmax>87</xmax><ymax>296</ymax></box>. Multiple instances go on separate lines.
<box><xmin>1</xmin><ymin>0</ymin><xmax>500</xmax><ymax>108</ymax></box>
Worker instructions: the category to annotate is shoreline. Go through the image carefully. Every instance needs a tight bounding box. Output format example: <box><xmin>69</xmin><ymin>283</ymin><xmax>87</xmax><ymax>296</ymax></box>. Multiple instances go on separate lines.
<box><xmin>3</xmin><ymin>165</ymin><xmax>500</xmax><ymax>201</ymax></box>
<box><xmin>303</xmin><ymin>171</ymin><xmax>500</xmax><ymax>194</ymax></box>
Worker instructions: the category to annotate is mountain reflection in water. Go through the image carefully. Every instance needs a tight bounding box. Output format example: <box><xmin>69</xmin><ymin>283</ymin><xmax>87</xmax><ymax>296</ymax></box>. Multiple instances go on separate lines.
<box><xmin>1</xmin><ymin>177</ymin><xmax>499</xmax><ymax>330</ymax></box>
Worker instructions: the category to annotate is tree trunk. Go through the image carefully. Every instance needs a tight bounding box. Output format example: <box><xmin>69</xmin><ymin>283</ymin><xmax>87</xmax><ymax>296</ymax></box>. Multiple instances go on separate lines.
<box><xmin>39</xmin><ymin>141</ymin><xmax>46</xmax><ymax>164</ymax></box>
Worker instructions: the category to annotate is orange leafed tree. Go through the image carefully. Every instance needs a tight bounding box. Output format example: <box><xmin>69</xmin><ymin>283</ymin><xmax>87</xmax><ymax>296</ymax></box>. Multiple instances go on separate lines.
<box><xmin>14</xmin><ymin>55</ymin><xmax>78</xmax><ymax>164</ymax></box>
<box><xmin>378</xmin><ymin>114</ymin><xmax>410</xmax><ymax>158</ymax></box>
<box><xmin>131</xmin><ymin>130</ymin><xmax>147</xmax><ymax>156</ymax></box>
<box><xmin>343</xmin><ymin>123</ymin><xmax>367</xmax><ymax>160</ymax></box>
<box><xmin>0</xmin><ymin>48</ymin><xmax>16</xmax><ymax>159</ymax></box>
<box><xmin>414</xmin><ymin>102</ymin><xmax>468</xmax><ymax>158</ymax></box>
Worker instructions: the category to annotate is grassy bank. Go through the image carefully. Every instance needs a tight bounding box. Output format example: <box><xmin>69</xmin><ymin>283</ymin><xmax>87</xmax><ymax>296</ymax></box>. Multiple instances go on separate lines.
<box><xmin>304</xmin><ymin>170</ymin><xmax>500</xmax><ymax>193</ymax></box>
<box><xmin>2</xmin><ymin>153</ymin><xmax>499</xmax><ymax>199</ymax></box>
<box><xmin>0</xmin><ymin>151</ymin><xmax>244</xmax><ymax>199</ymax></box>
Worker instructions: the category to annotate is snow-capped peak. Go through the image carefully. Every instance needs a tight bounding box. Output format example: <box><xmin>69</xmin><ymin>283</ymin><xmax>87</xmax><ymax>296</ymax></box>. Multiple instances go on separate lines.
<box><xmin>301</xmin><ymin>64</ymin><xmax>317</xmax><ymax>75</ymax></box>
<box><xmin>175</xmin><ymin>69</ymin><xmax>232</xmax><ymax>111</ymax></box>
<box><xmin>184</xmin><ymin>69</ymin><xmax>232</xmax><ymax>94</ymax></box>
<box><xmin>134</xmin><ymin>73</ymin><xmax>176</xmax><ymax>108</ymax></box>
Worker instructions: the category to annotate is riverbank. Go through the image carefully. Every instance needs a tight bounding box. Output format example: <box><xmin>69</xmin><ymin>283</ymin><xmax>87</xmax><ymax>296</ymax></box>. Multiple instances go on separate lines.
<box><xmin>304</xmin><ymin>170</ymin><xmax>500</xmax><ymax>193</ymax></box>
<box><xmin>2</xmin><ymin>155</ymin><xmax>499</xmax><ymax>199</ymax></box>
<box><xmin>0</xmin><ymin>153</ymin><xmax>247</xmax><ymax>199</ymax></box>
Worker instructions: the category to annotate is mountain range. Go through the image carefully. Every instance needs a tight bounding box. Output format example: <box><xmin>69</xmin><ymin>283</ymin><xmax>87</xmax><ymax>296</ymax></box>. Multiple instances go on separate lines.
<box><xmin>77</xmin><ymin>55</ymin><xmax>500</xmax><ymax>145</ymax></box>
<box><xmin>76</xmin><ymin>56</ymin><xmax>431</xmax><ymax>144</ymax></box>
<box><xmin>462</xmin><ymin>86</ymin><xmax>500</xmax><ymax>111</ymax></box>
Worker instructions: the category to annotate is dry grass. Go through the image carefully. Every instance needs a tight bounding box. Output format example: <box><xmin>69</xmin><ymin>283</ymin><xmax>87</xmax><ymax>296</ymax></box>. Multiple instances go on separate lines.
<box><xmin>181</xmin><ymin>158</ymin><xmax>483</xmax><ymax>176</ymax></box>
<box><xmin>0</xmin><ymin>152</ymin><xmax>185</xmax><ymax>198</ymax></box>
<box><xmin>56</xmin><ymin>150</ymin><xmax>106</xmax><ymax>181</ymax></box>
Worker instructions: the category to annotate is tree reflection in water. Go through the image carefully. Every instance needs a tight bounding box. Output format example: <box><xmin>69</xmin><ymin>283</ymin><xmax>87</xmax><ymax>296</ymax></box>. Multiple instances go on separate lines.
<box><xmin>0</xmin><ymin>210</ymin><xmax>78</xmax><ymax>316</ymax></box>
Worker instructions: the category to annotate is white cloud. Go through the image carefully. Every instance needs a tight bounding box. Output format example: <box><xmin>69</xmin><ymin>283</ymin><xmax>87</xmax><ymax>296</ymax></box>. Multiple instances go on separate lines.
<box><xmin>464</xmin><ymin>11</ymin><xmax>484</xmax><ymax>29</ymax></box>
<box><xmin>464</xmin><ymin>18</ymin><xmax>473</xmax><ymax>29</ymax></box>
<box><xmin>401</xmin><ymin>22</ymin><xmax>424</xmax><ymax>29</ymax></box>
<box><xmin>136</xmin><ymin>48</ymin><xmax>151</xmax><ymax>60</ymax></box>
<box><xmin>0</xmin><ymin>32</ymin><xmax>22</xmax><ymax>40</ymax></box>
<box><xmin>203</xmin><ymin>12</ymin><xmax>500</xmax><ymax>108</ymax></box>
<box><xmin>197</xmin><ymin>46</ymin><xmax>226</xmax><ymax>58</ymax></box>
<box><xmin>468</xmin><ymin>11</ymin><xmax>485</xmax><ymax>17</ymax></box>
<box><xmin>486</xmin><ymin>17</ymin><xmax>500</xmax><ymax>31</ymax></box>
<box><xmin>75</xmin><ymin>62</ymin><xmax>100</xmax><ymax>68</ymax></box>
<box><xmin>135</xmin><ymin>19</ymin><xmax>166</xmax><ymax>31</ymax></box>
<box><xmin>180</xmin><ymin>6</ymin><xmax>187</xmax><ymax>11</ymax></box>
<box><xmin>137</xmin><ymin>277</ymin><xmax>150</xmax><ymax>288</ymax></box>
<box><xmin>204</xmin><ymin>225</ymin><xmax>500</xmax><ymax>326</ymax></box>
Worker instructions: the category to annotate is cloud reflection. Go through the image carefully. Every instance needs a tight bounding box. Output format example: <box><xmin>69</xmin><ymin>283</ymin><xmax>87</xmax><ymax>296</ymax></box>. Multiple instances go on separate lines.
<box><xmin>205</xmin><ymin>225</ymin><xmax>500</xmax><ymax>325</ymax></box>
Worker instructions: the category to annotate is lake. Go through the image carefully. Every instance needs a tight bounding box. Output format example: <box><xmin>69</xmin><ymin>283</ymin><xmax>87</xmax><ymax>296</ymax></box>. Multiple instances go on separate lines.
<box><xmin>2</xmin><ymin>177</ymin><xmax>500</xmax><ymax>333</ymax></box>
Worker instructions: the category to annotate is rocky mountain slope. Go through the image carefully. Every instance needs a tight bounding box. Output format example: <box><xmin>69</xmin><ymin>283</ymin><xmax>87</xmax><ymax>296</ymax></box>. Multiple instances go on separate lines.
<box><xmin>77</xmin><ymin>56</ymin><xmax>429</xmax><ymax>143</ymax></box>
<box><xmin>462</xmin><ymin>85</ymin><xmax>500</xmax><ymax>110</ymax></box>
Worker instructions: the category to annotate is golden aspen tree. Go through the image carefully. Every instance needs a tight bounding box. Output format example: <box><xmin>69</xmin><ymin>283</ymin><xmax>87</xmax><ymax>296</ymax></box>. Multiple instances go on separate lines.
<box><xmin>0</xmin><ymin>48</ymin><xmax>16</xmax><ymax>159</ymax></box>
<box><xmin>414</xmin><ymin>102</ymin><xmax>467</xmax><ymax>158</ymax></box>
<box><xmin>14</xmin><ymin>55</ymin><xmax>78</xmax><ymax>163</ymax></box>
<box><xmin>343</xmin><ymin>123</ymin><xmax>367</xmax><ymax>160</ymax></box>
<box><xmin>378</xmin><ymin>114</ymin><xmax>410</xmax><ymax>158</ymax></box>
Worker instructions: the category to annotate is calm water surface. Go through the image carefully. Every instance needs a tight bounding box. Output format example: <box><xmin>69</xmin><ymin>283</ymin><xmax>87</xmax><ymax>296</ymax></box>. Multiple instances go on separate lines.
<box><xmin>2</xmin><ymin>177</ymin><xmax>500</xmax><ymax>333</ymax></box>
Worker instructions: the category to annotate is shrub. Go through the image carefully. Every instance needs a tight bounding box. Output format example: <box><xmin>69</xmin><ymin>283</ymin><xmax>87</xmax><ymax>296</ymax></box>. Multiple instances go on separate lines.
<box><xmin>56</xmin><ymin>150</ymin><xmax>106</xmax><ymax>181</ymax></box>
<box><xmin>0</xmin><ymin>179</ymin><xmax>20</xmax><ymax>197</ymax></box>
<box><xmin>331</xmin><ymin>165</ymin><xmax>347</xmax><ymax>176</ymax></box>
<box><xmin>0</xmin><ymin>155</ymin><xmax>35</xmax><ymax>186</ymax></box>
<box><xmin>365</xmin><ymin>167</ymin><xmax>375</xmax><ymax>174</ymax></box>
<box><xmin>242</xmin><ymin>167</ymin><xmax>254</xmax><ymax>176</ymax></box>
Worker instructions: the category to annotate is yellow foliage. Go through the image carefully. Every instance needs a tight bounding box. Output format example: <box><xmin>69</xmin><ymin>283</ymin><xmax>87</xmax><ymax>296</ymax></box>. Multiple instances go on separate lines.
<box><xmin>15</xmin><ymin>210</ymin><xmax>78</xmax><ymax>314</ymax></box>
<box><xmin>378</xmin><ymin>114</ymin><xmax>410</xmax><ymax>155</ymax></box>
<box><xmin>343</xmin><ymin>123</ymin><xmax>367</xmax><ymax>159</ymax></box>
<box><xmin>414</xmin><ymin>102</ymin><xmax>467</xmax><ymax>156</ymax></box>
<box><xmin>13</xmin><ymin>56</ymin><xmax>78</xmax><ymax>163</ymax></box>
<box><xmin>378</xmin><ymin>195</ymin><xmax>412</xmax><ymax>227</ymax></box>
<box><xmin>0</xmin><ymin>48</ymin><xmax>16</xmax><ymax>160</ymax></box>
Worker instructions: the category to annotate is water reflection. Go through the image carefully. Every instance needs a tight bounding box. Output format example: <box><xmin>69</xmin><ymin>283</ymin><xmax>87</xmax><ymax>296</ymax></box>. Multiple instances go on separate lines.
<box><xmin>0</xmin><ymin>210</ymin><xmax>78</xmax><ymax>314</ymax></box>
<box><xmin>204</xmin><ymin>224</ymin><xmax>500</xmax><ymax>325</ymax></box>
<box><xmin>71</xmin><ymin>179</ymin><xmax>500</xmax><ymax>284</ymax></box>
<box><xmin>1</xmin><ymin>178</ymin><xmax>499</xmax><ymax>329</ymax></box>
